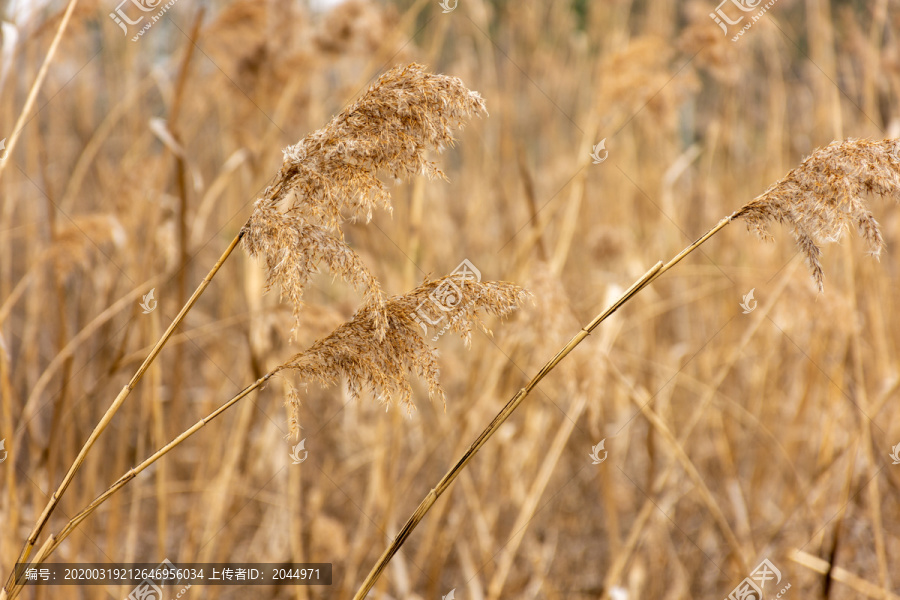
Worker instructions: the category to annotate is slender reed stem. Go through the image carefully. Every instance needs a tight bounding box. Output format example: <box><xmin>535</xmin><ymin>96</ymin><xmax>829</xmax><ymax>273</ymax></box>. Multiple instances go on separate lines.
<box><xmin>2</xmin><ymin>372</ymin><xmax>274</xmax><ymax>600</ymax></box>
<box><xmin>169</xmin><ymin>10</ymin><xmax>205</xmax><ymax>413</ymax></box>
<box><xmin>351</xmin><ymin>213</ymin><xmax>737</xmax><ymax>599</ymax></box>
<box><xmin>2</xmin><ymin>230</ymin><xmax>244</xmax><ymax>596</ymax></box>
<box><xmin>0</xmin><ymin>0</ymin><xmax>79</xmax><ymax>186</ymax></box>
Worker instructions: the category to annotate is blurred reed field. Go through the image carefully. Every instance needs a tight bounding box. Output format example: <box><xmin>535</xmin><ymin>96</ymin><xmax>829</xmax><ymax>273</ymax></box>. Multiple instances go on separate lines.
<box><xmin>1</xmin><ymin>0</ymin><xmax>900</xmax><ymax>598</ymax></box>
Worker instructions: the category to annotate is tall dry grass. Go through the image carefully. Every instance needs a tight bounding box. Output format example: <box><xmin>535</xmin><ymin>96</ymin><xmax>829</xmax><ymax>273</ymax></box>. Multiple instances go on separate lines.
<box><xmin>2</xmin><ymin>1</ymin><xmax>900</xmax><ymax>599</ymax></box>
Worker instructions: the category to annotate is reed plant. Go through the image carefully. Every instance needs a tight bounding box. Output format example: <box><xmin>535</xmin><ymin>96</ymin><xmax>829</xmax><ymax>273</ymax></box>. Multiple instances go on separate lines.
<box><xmin>352</xmin><ymin>136</ymin><xmax>900</xmax><ymax>599</ymax></box>
<box><xmin>2</xmin><ymin>62</ymin><xmax>506</xmax><ymax>598</ymax></box>
<box><xmin>6</xmin><ymin>63</ymin><xmax>897</xmax><ymax>594</ymax></box>
<box><xmin>2</xmin><ymin>2</ymin><xmax>899</xmax><ymax>598</ymax></box>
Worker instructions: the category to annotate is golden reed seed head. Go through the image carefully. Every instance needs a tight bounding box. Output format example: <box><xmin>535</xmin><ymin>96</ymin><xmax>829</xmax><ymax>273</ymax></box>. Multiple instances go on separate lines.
<box><xmin>272</xmin><ymin>62</ymin><xmax>487</xmax><ymax>228</ymax></box>
<box><xmin>243</xmin><ymin>204</ymin><xmax>387</xmax><ymax>338</ymax></box>
<box><xmin>242</xmin><ymin>63</ymin><xmax>486</xmax><ymax>338</ymax></box>
<box><xmin>735</xmin><ymin>138</ymin><xmax>900</xmax><ymax>291</ymax></box>
<box><xmin>276</xmin><ymin>275</ymin><xmax>529</xmax><ymax>438</ymax></box>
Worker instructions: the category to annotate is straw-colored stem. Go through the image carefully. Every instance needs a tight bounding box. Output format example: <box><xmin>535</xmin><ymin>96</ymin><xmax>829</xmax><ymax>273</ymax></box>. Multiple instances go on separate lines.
<box><xmin>790</xmin><ymin>549</ymin><xmax>900</xmax><ymax>600</ymax></box>
<box><xmin>352</xmin><ymin>213</ymin><xmax>736</xmax><ymax>599</ymax></box>
<box><xmin>350</xmin><ymin>262</ymin><xmax>660</xmax><ymax>600</ymax></box>
<box><xmin>0</xmin><ymin>0</ymin><xmax>79</xmax><ymax>187</ymax></box>
<box><xmin>2</xmin><ymin>230</ymin><xmax>244</xmax><ymax>595</ymax></box>
<box><xmin>599</xmin><ymin>259</ymin><xmax>800</xmax><ymax>599</ymax></box>
<box><xmin>486</xmin><ymin>392</ymin><xmax>589</xmax><ymax>599</ymax></box>
<box><xmin>2</xmin><ymin>371</ymin><xmax>273</xmax><ymax>600</ymax></box>
<box><xmin>169</xmin><ymin>10</ymin><xmax>204</xmax><ymax>414</ymax></box>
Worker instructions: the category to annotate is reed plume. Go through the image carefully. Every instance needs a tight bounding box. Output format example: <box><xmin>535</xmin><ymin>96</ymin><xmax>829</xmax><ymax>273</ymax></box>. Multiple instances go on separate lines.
<box><xmin>735</xmin><ymin>138</ymin><xmax>900</xmax><ymax>290</ymax></box>
<box><xmin>242</xmin><ymin>63</ymin><xmax>487</xmax><ymax>337</ymax></box>
<box><xmin>276</xmin><ymin>273</ymin><xmax>529</xmax><ymax>437</ymax></box>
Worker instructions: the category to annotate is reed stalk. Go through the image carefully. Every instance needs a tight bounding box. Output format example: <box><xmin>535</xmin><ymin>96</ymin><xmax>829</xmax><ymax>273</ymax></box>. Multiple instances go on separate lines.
<box><xmin>353</xmin><ymin>137</ymin><xmax>900</xmax><ymax>596</ymax></box>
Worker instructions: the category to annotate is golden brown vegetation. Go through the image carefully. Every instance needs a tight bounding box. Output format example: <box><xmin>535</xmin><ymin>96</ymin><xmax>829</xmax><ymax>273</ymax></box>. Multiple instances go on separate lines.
<box><xmin>2</xmin><ymin>1</ymin><xmax>900</xmax><ymax>599</ymax></box>
<box><xmin>242</xmin><ymin>62</ymin><xmax>486</xmax><ymax>338</ymax></box>
<box><xmin>735</xmin><ymin>138</ymin><xmax>900</xmax><ymax>290</ymax></box>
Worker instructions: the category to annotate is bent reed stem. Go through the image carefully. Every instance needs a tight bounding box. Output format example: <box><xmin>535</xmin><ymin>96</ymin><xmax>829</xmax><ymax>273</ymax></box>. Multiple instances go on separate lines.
<box><xmin>3</xmin><ymin>372</ymin><xmax>273</xmax><ymax>600</ymax></box>
<box><xmin>3</xmin><ymin>230</ymin><xmax>245</xmax><ymax>597</ymax></box>
<box><xmin>2</xmin><ymin>209</ymin><xmax>737</xmax><ymax>599</ymax></box>
<box><xmin>352</xmin><ymin>212</ymin><xmax>737</xmax><ymax>600</ymax></box>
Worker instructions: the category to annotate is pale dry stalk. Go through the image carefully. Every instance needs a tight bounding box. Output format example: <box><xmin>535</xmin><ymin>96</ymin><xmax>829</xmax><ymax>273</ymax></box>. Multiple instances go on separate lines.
<box><xmin>2</xmin><ymin>236</ymin><xmax>239</xmax><ymax>598</ymax></box>
<box><xmin>353</xmin><ymin>137</ymin><xmax>900</xmax><ymax>598</ymax></box>
<box><xmin>0</xmin><ymin>0</ymin><xmax>80</xmax><ymax>187</ymax></box>
<box><xmin>352</xmin><ymin>261</ymin><xmax>665</xmax><ymax>600</ymax></box>
<box><xmin>789</xmin><ymin>549</ymin><xmax>900</xmax><ymax>600</ymax></box>
<box><xmin>2</xmin><ymin>273</ymin><xmax>527</xmax><ymax>599</ymax></box>
<box><xmin>4</xmin><ymin>63</ymin><xmax>485</xmax><ymax>597</ymax></box>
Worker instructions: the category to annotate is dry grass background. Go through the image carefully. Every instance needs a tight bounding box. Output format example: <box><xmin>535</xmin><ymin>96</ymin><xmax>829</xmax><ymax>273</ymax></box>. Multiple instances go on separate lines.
<box><xmin>2</xmin><ymin>0</ymin><xmax>900</xmax><ymax>598</ymax></box>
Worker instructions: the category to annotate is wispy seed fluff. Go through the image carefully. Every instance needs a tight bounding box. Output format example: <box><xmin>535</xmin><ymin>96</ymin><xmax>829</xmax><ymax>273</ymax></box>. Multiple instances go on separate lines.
<box><xmin>735</xmin><ymin>138</ymin><xmax>900</xmax><ymax>290</ymax></box>
<box><xmin>242</xmin><ymin>63</ymin><xmax>487</xmax><ymax>336</ymax></box>
<box><xmin>276</xmin><ymin>275</ymin><xmax>529</xmax><ymax>438</ymax></box>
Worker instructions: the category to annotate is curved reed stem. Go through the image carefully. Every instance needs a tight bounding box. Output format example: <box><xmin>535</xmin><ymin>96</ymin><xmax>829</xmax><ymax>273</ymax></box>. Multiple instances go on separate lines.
<box><xmin>1</xmin><ymin>371</ymin><xmax>273</xmax><ymax>600</ymax></box>
<box><xmin>352</xmin><ymin>213</ymin><xmax>737</xmax><ymax>599</ymax></box>
<box><xmin>4</xmin><ymin>62</ymin><xmax>488</xmax><ymax>598</ymax></box>
<box><xmin>2</xmin><ymin>230</ymin><xmax>244</xmax><ymax>597</ymax></box>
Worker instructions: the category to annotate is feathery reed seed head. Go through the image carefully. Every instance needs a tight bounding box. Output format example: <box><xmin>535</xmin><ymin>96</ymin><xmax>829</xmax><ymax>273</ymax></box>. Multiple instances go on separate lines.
<box><xmin>735</xmin><ymin>138</ymin><xmax>900</xmax><ymax>290</ymax></box>
<box><xmin>276</xmin><ymin>274</ymin><xmax>529</xmax><ymax>438</ymax></box>
<box><xmin>243</xmin><ymin>204</ymin><xmax>386</xmax><ymax>335</ymax></box>
<box><xmin>271</xmin><ymin>62</ymin><xmax>486</xmax><ymax>228</ymax></box>
<box><xmin>242</xmin><ymin>63</ymin><xmax>486</xmax><ymax>337</ymax></box>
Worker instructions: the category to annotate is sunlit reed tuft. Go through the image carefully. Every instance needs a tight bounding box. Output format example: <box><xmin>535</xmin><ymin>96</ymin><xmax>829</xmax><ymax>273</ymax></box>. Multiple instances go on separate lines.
<box><xmin>276</xmin><ymin>274</ymin><xmax>528</xmax><ymax>438</ymax></box>
<box><xmin>735</xmin><ymin>138</ymin><xmax>900</xmax><ymax>290</ymax></box>
<box><xmin>242</xmin><ymin>63</ymin><xmax>486</xmax><ymax>336</ymax></box>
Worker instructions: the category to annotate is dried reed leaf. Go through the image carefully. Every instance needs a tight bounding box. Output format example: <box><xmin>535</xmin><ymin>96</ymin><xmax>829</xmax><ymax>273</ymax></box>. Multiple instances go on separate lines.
<box><xmin>276</xmin><ymin>274</ymin><xmax>528</xmax><ymax>437</ymax></box>
<box><xmin>735</xmin><ymin>138</ymin><xmax>900</xmax><ymax>290</ymax></box>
